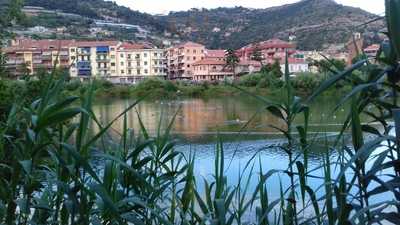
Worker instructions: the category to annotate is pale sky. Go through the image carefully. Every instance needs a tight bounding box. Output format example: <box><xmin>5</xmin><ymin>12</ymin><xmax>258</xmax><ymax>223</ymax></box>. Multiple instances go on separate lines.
<box><xmin>114</xmin><ymin>0</ymin><xmax>385</xmax><ymax>15</ymax></box>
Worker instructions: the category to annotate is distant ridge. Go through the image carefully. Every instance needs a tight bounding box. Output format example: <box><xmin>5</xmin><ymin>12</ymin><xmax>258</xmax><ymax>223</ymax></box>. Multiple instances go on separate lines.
<box><xmin>7</xmin><ymin>0</ymin><xmax>385</xmax><ymax>50</ymax></box>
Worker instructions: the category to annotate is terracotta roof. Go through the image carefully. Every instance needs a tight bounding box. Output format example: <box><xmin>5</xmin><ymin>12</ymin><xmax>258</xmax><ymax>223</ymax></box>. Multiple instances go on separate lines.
<box><xmin>75</xmin><ymin>40</ymin><xmax>120</xmax><ymax>47</ymax></box>
<box><xmin>193</xmin><ymin>59</ymin><xmax>226</xmax><ymax>66</ymax></box>
<box><xmin>176</xmin><ymin>41</ymin><xmax>205</xmax><ymax>48</ymax></box>
<box><xmin>364</xmin><ymin>44</ymin><xmax>380</xmax><ymax>52</ymax></box>
<box><xmin>238</xmin><ymin>39</ymin><xmax>295</xmax><ymax>52</ymax></box>
<box><xmin>11</xmin><ymin>39</ymin><xmax>75</xmax><ymax>51</ymax></box>
<box><xmin>205</xmin><ymin>49</ymin><xmax>226</xmax><ymax>58</ymax></box>
<box><xmin>118</xmin><ymin>42</ymin><xmax>150</xmax><ymax>50</ymax></box>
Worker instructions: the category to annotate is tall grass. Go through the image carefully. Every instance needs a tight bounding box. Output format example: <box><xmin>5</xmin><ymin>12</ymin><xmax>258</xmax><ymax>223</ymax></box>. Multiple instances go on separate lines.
<box><xmin>0</xmin><ymin>1</ymin><xmax>400</xmax><ymax>225</ymax></box>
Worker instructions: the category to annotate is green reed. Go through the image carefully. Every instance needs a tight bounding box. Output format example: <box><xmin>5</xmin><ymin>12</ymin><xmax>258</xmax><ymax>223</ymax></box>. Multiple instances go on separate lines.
<box><xmin>0</xmin><ymin>1</ymin><xmax>400</xmax><ymax>224</ymax></box>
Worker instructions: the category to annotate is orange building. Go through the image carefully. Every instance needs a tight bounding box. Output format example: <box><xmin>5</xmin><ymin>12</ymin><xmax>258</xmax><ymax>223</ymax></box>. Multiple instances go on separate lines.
<box><xmin>346</xmin><ymin>33</ymin><xmax>364</xmax><ymax>65</ymax></box>
<box><xmin>236</xmin><ymin>39</ymin><xmax>296</xmax><ymax>65</ymax></box>
<box><xmin>166</xmin><ymin>42</ymin><xmax>206</xmax><ymax>79</ymax></box>
<box><xmin>4</xmin><ymin>39</ymin><xmax>74</xmax><ymax>76</ymax></box>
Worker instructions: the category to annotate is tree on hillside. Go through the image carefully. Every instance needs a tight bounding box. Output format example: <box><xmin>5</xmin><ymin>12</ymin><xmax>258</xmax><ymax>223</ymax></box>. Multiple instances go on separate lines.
<box><xmin>0</xmin><ymin>0</ymin><xmax>24</xmax><ymax>78</ymax></box>
<box><xmin>225</xmin><ymin>48</ymin><xmax>240</xmax><ymax>81</ymax></box>
<box><xmin>251</xmin><ymin>46</ymin><xmax>264</xmax><ymax>67</ymax></box>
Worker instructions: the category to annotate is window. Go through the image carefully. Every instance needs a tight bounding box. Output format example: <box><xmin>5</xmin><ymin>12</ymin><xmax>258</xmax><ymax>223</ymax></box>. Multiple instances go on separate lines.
<box><xmin>193</xmin><ymin>50</ymin><xmax>197</xmax><ymax>54</ymax></box>
<box><xmin>71</xmin><ymin>48</ymin><xmax>76</xmax><ymax>52</ymax></box>
<box><xmin>111</xmin><ymin>62</ymin><xmax>115</xmax><ymax>66</ymax></box>
<box><xmin>187</xmin><ymin>57</ymin><xmax>190</xmax><ymax>60</ymax></box>
<box><xmin>121</xmin><ymin>62</ymin><xmax>124</xmax><ymax>66</ymax></box>
<box><xmin>71</xmin><ymin>56</ymin><xmax>76</xmax><ymax>60</ymax></box>
<box><xmin>120</xmin><ymin>54</ymin><xmax>124</xmax><ymax>58</ymax></box>
<box><xmin>144</xmin><ymin>53</ymin><xmax>147</xmax><ymax>57</ymax></box>
<box><xmin>144</xmin><ymin>69</ymin><xmax>148</xmax><ymax>74</ymax></box>
<box><xmin>154</xmin><ymin>53</ymin><xmax>157</xmax><ymax>57</ymax></box>
<box><xmin>186</xmin><ymin>49</ymin><xmax>190</xmax><ymax>53</ymax></box>
<box><xmin>111</xmin><ymin>55</ymin><xmax>115</xmax><ymax>59</ymax></box>
<box><xmin>154</xmin><ymin>69</ymin><xmax>157</xmax><ymax>73</ymax></box>
<box><xmin>144</xmin><ymin>61</ymin><xmax>148</xmax><ymax>66</ymax></box>
<box><xmin>128</xmin><ymin>62</ymin><xmax>131</xmax><ymax>67</ymax></box>
<box><xmin>136</xmin><ymin>54</ymin><xmax>140</xmax><ymax>58</ymax></box>
<box><xmin>110</xmin><ymin>48</ymin><xmax>115</xmax><ymax>51</ymax></box>
<box><xmin>128</xmin><ymin>54</ymin><xmax>131</xmax><ymax>59</ymax></box>
<box><xmin>137</xmin><ymin>69</ymin><xmax>140</xmax><ymax>74</ymax></box>
<box><xmin>187</xmin><ymin>65</ymin><xmax>190</xmax><ymax>68</ymax></box>
<box><xmin>128</xmin><ymin>69</ymin><xmax>132</xmax><ymax>74</ymax></box>
<box><xmin>121</xmin><ymin>70</ymin><xmax>125</xmax><ymax>74</ymax></box>
<box><xmin>193</xmin><ymin>56</ymin><xmax>196</xmax><ymax>60</ymax></box>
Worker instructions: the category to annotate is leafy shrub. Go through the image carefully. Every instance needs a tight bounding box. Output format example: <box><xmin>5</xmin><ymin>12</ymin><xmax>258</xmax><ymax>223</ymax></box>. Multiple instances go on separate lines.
<box><xmin>290</xmin><ymin>72</ymin><xmax>323</xmax><ymax>94</ymax></box>
<box><xmin>239</xmin><ymin>73</ymin><xmax>263</xmax><ymax>87</ymax></box>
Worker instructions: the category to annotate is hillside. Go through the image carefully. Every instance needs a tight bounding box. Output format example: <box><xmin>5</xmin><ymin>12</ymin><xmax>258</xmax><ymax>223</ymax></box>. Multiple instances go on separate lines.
<box><xmin>161</xmin><ymin>0</ymin><xmax>385</xmax><ymax>50</ymax></box>
<box><xmin>23</xmin><ymin>0</ymin><xmax>166</xmax><ymax>31</ymax></box>
<box><xmin>5</xmin><ymin>0</ymin><xmax>385</xmax><ymax>50</ymax></box>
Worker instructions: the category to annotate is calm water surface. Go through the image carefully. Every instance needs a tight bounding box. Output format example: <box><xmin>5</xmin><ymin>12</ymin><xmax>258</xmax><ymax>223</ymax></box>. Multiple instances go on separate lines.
<box><xmin>92</xmin><ymin>96</ymin><xmax>352</xmax><ymax>198</ymax></box>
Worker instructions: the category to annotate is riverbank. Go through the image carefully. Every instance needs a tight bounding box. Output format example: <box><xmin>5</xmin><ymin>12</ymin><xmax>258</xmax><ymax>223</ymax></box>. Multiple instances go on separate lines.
<box><xmin>0</xmin><ymin>73</ymin><xmax>349</xmax><ymax>115</ymax></box>
<box><xmin>67</xmin><ymin>73</ymin><xmax>350</xmax><ymax>100</ymax></box>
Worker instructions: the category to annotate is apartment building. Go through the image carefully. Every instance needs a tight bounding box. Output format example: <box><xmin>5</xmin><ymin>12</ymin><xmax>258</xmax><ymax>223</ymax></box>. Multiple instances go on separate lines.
<box><xmin>204</xmin><ymin>49</ymin><xmax>226</xmax><ymax>61</ymax></box>
<box><xmin>4</xmin><ymin>39</ymin><xmax>167</xmax><ymax>83</ymax></box>
<box><xmin>4</xmin><ymin>39</ymin><xmax>73</xmax><ymax>76</ymax></box>
<box><xmin>115</xmin><ymin>43</ymin><xmax>166</xmax><ymax>84</ymax></box>
<box><xmin>364</xmin><ymin>44</ymin><xmax>380</xmax><ymax>58</ymax></box>
<box><xmin>69</xmin><ymin>41</ymin><xmax>120</xmax><ymax>79</ymax></box>
<box><xmin>236</xmin><ymin>39</ymin><xmax>296</xmax><ymax>65</ymax></box>
<box><xmin>166</xmin><ymin>42</ymin><xmax>206</xmax><ymax>79</ymax></box>
<box><xmin>192</xmin><ymin>59</ymin><xmax>232</xmax><ymax>81</ymax></box>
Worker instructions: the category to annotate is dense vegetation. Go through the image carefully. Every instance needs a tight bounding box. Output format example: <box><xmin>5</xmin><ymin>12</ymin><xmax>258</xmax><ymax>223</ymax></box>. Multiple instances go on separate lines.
<box><xmin>0</xmin><ymin>1</ymin><xmax>400</xmax><ymax>225</ymax></box>
<box><xmin>158</xmin><ymin>0</ymin><xmax>384</xmax><ymax>49</ymax></box>
<box><xmin>22</xmin><ymin>0</ymin><xmax>166</xmax><ymax>31</ymax></box>
<box><xmin>9</xmin><ymin>0</ymin><xmax>384</xmax><ymax>49</ymax></box>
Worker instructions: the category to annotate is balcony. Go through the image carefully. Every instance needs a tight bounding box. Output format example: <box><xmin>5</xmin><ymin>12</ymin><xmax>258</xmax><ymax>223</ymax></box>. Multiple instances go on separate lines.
<box><xmin>77</xmin><ymin>61</ymin><xmax>91</xmax><ymax>69</ymax></box>
<box><xmin>78</xmin><ymin>67</ymin><xmax>92</xmax><ymax>76</ymax></box>
<box><xmin>41</xmin><ymin>55</ymin><xmax>52</xmax><ymax>61</ymax></box>
<box><xmin>96</xmin><ymin>46</ymin><xmax>109</xmax><ymax>53</ymax></box>
<box><xmin>96</xmin><ymin>58</ymin><xmax>110</xmax><ymax>62</ymax></box>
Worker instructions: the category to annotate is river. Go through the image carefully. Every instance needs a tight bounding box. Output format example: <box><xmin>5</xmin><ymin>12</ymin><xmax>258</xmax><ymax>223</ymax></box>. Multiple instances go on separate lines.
<box><xmin>90</xmin><ymin>95</ymin><xmax>352</xmax><ymax>199</ymax></box>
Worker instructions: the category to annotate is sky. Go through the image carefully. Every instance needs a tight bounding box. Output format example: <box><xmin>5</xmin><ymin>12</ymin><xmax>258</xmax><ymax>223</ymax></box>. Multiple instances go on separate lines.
<box><xmin>114</xmin><ymin>0</ymin><xmax>385</xmax><ymax>15</ymax></box>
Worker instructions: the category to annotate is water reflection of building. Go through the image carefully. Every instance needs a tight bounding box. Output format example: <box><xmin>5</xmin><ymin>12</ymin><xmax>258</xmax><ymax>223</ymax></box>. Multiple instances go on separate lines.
<box><xmin>90</xmin><ymin>98</ymin><xmax>287</xmax><ymax>141</ymax></box>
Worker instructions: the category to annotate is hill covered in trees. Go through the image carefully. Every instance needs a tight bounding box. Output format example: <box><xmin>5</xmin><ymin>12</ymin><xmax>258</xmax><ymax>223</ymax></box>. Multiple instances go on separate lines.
<box><xmin>162</xmin><ymin>0</ymin><xmax>384</xmax><ymax>49</ymax></box>
<box><xmin>5</xmin><ymin>0</ymin><xmax>386</xmax><ymax>50</ymax></box>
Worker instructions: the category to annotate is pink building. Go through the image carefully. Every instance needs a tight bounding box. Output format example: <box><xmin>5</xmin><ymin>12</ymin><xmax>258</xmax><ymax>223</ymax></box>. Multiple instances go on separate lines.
<box><xmin>236</xmin><ymin>39</ymin><xmax>296</xmax><ymax>65</ymax></box>
<box><xmin>166</xmin><ymin>42</ymin><xmax>206</xmax><ymax>79</ymax></box>
<box><xmin>205</xmin><ymin>49</ymin><xmax>226</xmax><ymax>61</ymax></box>
<box><xmin>364</xmin><ymin>44</ymin><xmax>380</xmax><ymax>58</ymax></box>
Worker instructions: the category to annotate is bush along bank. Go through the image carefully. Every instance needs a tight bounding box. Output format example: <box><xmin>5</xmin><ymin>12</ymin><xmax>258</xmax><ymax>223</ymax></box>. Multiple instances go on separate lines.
<box><xmin>0</xmin><ymin>70</ymin><xmax>351</xmax><ymax>111</ymax></box>
<box><xmin>69</xmin><ymin>72</ymin><xmax>349</xmax><ymax>99</ymax></box>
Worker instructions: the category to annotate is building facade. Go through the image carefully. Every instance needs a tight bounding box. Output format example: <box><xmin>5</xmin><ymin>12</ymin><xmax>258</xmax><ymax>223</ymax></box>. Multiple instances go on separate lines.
<box><xmin>4</xmin><ymin>39</ymin><xmax>73</xmax><ymax>77</ymax></box>
<box><xmin>166</xmin><ymin>42</ymin><xmax>206</xmax><ymax>80</ymax></box>
<box><xmin>236</xmin><ymin>39</ymin><xmax>296</xmax><ymax>65</ymax></box>
<box><xmin>115</xmin><ymin>43</ymin><xmax>167</xmax><ymax>84</ymax></box>
<box><xmin>192</xmin><ymin>59</ymin><xmax>233</xmax><ymax>81</ymax></box>
<box><xmin>4</xmin><ymin>39</ymin><xmax>167</xmax><ymax>84</ymax></box>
